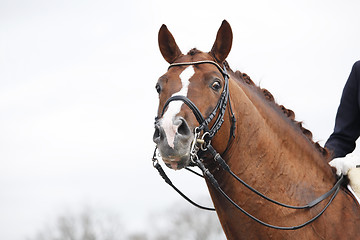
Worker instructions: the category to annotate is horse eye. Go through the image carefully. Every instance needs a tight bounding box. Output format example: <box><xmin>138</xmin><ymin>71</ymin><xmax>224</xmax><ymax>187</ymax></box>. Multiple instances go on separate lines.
<box><xmin>211</xmin><ymin>81</ymin><xmax>221</xmax><ymax>91</ymax></box>
<box><xmin>155</xmin><ymin>84</ymin><xmax>161</xmax><ymax>93</ymax></box>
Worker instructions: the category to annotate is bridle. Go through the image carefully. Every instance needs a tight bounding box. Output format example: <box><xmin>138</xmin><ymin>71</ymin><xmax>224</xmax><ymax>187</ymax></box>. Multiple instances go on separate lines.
<box><xmin>152</xmin><ymin>60</ymin><xmax>344</xmax><ymax>230</ymax></box>
<box><xmin>156</xmin><ymin>60</ymin><xmax>235</xmax><ymax>151</ymax></box>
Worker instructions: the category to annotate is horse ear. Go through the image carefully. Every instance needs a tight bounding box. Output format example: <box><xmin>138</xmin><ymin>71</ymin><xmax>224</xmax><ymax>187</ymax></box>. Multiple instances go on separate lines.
<box><xmin>210</xmin><ymin>20</ymin><xmax>233</xmax><ymax>63</ymax></box>
<box><xmin>158</xmin><ymin>24</ymin><xmax>182</xmax><ymax>64</ymax></box>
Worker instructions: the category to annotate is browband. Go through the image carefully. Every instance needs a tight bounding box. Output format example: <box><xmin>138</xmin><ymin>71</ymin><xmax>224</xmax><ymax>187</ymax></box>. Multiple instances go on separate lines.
<box><xmin>168</xmin><ymin>60</ymin><xmax>229</xmax><ymax>79</ymax></box>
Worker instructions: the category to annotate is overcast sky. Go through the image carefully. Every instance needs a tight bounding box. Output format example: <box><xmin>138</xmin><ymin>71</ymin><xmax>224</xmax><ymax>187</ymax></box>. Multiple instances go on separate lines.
<box><xmin>1</xmin><ymin>0</ymin><xmax>360</xmax><ymax>239</ymax></box>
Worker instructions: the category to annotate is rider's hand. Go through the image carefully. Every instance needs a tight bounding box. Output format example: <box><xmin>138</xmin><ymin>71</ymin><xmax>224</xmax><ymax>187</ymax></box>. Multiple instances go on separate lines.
<box><xmin>329</xmin><ymin>152</ymin><xmax>360</xmax><ymax>176</ymax></box>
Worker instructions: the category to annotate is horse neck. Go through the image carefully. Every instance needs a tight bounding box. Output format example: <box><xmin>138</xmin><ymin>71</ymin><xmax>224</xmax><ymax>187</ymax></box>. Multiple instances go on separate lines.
<box><xmin>210</xmin><ymin>74</ymin><xmax>335</xmax><ymax>200</ymax></box>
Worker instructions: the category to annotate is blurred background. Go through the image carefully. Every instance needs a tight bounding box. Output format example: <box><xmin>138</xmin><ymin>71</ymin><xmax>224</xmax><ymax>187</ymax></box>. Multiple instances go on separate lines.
<box><xmin>1</xmin><ymin>0</ymin><xmax>360</xmax><ymax>239</ymax></box>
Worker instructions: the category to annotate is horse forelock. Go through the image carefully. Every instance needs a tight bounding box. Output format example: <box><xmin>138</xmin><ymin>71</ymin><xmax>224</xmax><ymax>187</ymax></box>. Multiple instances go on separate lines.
<box><xmin>232</xmin><ymin>68</ymin><xmax>330</xmax><ymax>159</ymax></box>
<box><xmin>187</xmin><ymin>48</ymin><xmax>202</xmax><ymax>56</ymax></box>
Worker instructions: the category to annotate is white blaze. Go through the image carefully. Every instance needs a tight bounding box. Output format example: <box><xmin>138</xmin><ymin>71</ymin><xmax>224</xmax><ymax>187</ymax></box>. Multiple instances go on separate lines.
<box><xmin>161</xmin><ymin>66</ymin><xmax>194</xmax><ymax>148</ymax></box>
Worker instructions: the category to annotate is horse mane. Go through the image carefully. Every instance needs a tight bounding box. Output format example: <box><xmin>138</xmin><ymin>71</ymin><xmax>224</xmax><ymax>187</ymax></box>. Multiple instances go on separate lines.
<box><xmin>224</xmin><ymin>61</ymin><xmax>330</xmax><ymax>159</ymax></box>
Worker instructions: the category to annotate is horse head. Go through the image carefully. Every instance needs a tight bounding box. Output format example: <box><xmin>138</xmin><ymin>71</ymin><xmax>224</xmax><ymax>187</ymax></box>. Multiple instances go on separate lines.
<box><xmin>153</xmin><ymin>20</ymin><xmax>233</xmax><ymax>170</ymax></box>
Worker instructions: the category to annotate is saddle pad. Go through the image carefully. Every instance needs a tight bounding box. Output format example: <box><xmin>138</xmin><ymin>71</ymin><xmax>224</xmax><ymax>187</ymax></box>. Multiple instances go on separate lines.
<box><xmin>347</xmin><ymin>185</ymin><xmax>360</xmax><ymax>205</ymax></box>
<box><xmin>348</xmin><ymin>167</ymin><xmax>360</xmax><ymax>204</ymax></box>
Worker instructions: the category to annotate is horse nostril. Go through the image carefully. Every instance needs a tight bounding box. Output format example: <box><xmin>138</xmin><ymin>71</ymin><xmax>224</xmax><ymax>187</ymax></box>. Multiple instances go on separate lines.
<box><xmin>153</xmin><ymin>124</ymin><xmax>162</xmax><ymax>144</ymax></box>
<box><xmin>175</xmin><ymin>117</ymin><xmax>191</xmax><ymax>137</ymax></box>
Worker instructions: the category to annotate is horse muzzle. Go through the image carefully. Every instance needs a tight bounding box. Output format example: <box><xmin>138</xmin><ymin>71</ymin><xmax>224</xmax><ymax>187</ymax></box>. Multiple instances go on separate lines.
<box><xmin>153</xmin><ymin>116</ymin><xmax>194</xmax><ymax>170</ymax></box>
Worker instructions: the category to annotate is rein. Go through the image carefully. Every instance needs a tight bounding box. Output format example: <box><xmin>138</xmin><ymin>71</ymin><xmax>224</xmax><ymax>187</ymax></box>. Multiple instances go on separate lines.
<box><xmin>152</xmin><ymin>60</ymin><xmax>345</xmax><ymax>230</ymax></box>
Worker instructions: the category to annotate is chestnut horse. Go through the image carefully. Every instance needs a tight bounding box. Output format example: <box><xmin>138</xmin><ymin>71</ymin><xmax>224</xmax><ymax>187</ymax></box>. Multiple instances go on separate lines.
<box><xmin>153</xmin><ymin>20</ymin><xmax>360</xmax><ymax>239</ymax></box>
